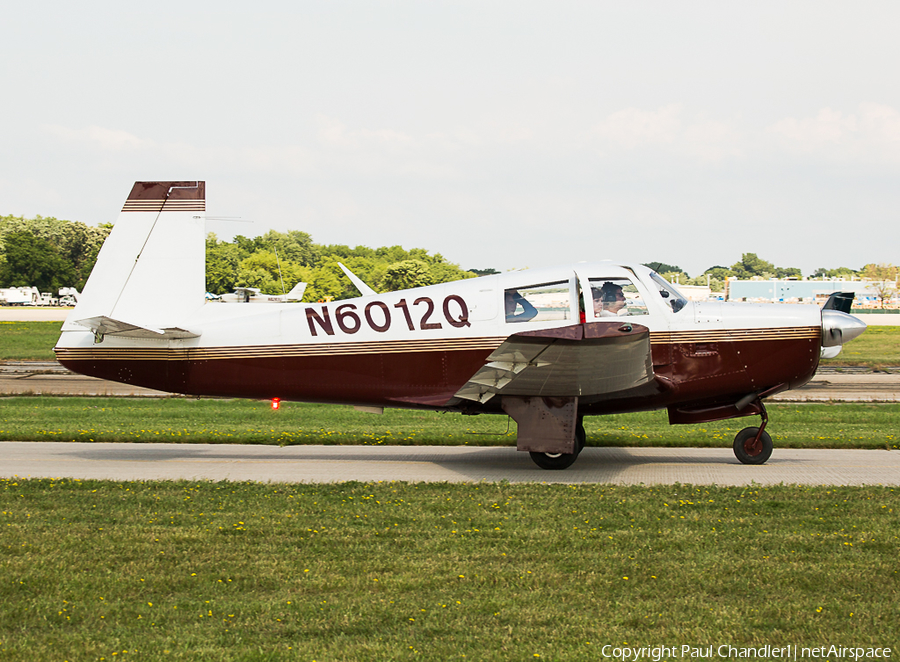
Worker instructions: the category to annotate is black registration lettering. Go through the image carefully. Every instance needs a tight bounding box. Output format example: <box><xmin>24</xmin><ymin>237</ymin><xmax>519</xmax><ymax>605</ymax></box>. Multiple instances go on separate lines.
<box><xmin>414</xmin><ymin>297</ymin><xmax>442</xmax><ymax>330</ymax></box>
<box><xmin>335</xmin><ymin>304</ymin><xmax>361</xmax><ymax>334</ymax></box>
<box><xmin>443</xmin><ymin>295</ymin><xmax>471</xmax><ymax>328</ymax></box>
<box><xmin>365</xmin><ymin>301</ymin><xmax>391</xmax><ymax>333</ymax></box>
<box><xmin>306</xmin><ymin>306</ymin><xmax>335</xmax><ymax>336</ymax></box>
<box><xmin>309</xmin><ymin>295</ymin><xmax>470</xmax><ymax>336</ymax></box>
<box><xmin>394</xmin><ymin>299</ymin><xmax>415</xmax><ymax>331</ymax></box>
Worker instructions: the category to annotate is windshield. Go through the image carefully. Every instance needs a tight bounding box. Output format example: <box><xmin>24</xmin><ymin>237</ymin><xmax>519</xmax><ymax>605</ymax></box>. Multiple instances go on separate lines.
<box><xmin>649</xmin><ymin>272</ymin><xmax>689</xmax><ymax>313</ymax></box>
<box><xmin>588</xmin><ymin>277</ymin><xmax>648</xmax><ymax>318</ymax></box>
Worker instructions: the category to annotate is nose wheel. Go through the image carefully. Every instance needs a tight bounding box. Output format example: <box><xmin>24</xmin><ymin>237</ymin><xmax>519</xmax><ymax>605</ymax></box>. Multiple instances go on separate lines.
<box><xmin>733</xmin><ymin>427</ymin><xmax>773</xmax><ymax>464</ymax></box>
<box><xmin>732</xmin><ymin>401</ymin><xmax>773</xmax><ymax>464</ymax></box>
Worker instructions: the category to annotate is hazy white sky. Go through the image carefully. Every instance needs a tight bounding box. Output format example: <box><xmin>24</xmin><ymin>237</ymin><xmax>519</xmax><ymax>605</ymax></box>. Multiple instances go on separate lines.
<box><xmin>2</xmin><ymin>1</ymin><xmax>898</xmax><ymax>276</ymax></box>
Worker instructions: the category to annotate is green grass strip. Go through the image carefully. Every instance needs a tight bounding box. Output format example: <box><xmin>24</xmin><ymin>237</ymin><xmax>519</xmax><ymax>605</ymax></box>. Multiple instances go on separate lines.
<box><xmin>824</xmin><ymin>325</ymin><xmax>900</xmax><ymax>367</ymax></box>
<box><xmin>0</xmin><ymin>321</ymin><xmax>62</xmax><ymax>360</ymax></box>
<box><xmin>0</xmin><ymin>397</ymin><xmax>897</xmax><ymax>450</ymax></box>
<box><xmin>0</xmin><ymin>479</ymin><xmax>897</xmax><ymax>660</ymax></box>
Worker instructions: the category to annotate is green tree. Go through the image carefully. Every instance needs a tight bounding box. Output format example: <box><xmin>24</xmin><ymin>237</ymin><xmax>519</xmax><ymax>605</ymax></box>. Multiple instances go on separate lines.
<box><xmin>302</xmin><ymin>262</ymin><xmax>349</xmax><ymax>302</ymax></box>
<box><xmin>205</xmin><ymin>233</ymin><xmax>243</xmax><ymax>294</ymax></box>
<box><xmin>317</xmin><ymin>243</ymin><xmax>377</xmax><ymax>261</ymax></box>
<box><xmin>421</xmin><ymin>253</ymin><xmax>476</xmax><ymax>285</ymax></box>
<box><xmin>860</xmin><ymin>263</ymin><xmax>898</xmax><ymax>308</ymax></box>
<box><xmin>374</xmin><ymin>245</ymin><xmax>411</xmax><ymax>263</ymax></box>
<box><xmin>775</xmin><ymin>266</ymin><xmax>801</xmax><ymax>279</ymax></box>
<box><xmin>1</xmin><ymin>214</ymin><xmax>111</xmax><ymax>290</ymax></box>
<box><xmin>813</xmin><ymin>266</ymin><xmax>858</xmax><ymax>279</ymax></box>
<box><xmin>232</xmin><ymin>234</ymin><xmax>268</xmax><ymax>256</ymax></box>
<box><xmin>259</xmin><ymin>229</ymin><xmax>319</xmax><ymax>266</ymax></box>
<box><xmin>730</xmin><ymin>253</ymin><xmax>775</xmax><ymax>279</ymax></box>
<box><xmin>703</xmin><ymin>265</ymin><xmax>735</xmax><ymax>280</ymax></box>
<box><xmin>0</xmin><ymin>231</ymin><xmax>75</xmax><ymax>291</ymax></box>
<box><xmin>236</xmin><ymin>250</ymin><xmax>312</xmax><ymax>295</ymax></box>
<box><xmin>381</xmin><ymin>260</ymin><xmax>435</xmax><ymax>291</ymax></box>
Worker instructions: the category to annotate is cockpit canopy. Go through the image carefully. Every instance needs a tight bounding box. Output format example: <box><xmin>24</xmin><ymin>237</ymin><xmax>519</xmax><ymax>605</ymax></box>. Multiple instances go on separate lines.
<box><xmin>501</xmin><ymin>263</ymin><xmax>689</xmax><ymax>324</ymax></box>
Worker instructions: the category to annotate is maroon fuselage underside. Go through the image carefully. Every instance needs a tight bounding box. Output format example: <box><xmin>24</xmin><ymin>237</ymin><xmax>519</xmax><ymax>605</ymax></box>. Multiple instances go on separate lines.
<box><xmin>60</xmin><ymin>348</ymin><xmax>492</xmax><ymax>408</ymax></box>
<box><xmin>58</xmin><ymin>335</ymin><xmax>820</xmax><ymax>416</ymax></box>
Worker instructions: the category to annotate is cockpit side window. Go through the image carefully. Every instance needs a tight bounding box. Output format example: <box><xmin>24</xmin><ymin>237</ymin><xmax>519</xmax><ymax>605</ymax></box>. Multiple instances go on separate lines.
<box><xmin>588</xmin><ymin>278</ymin><xmax>649</xmax><ymax>318</ymax></box>
<box><xmin>649</xmin><ymin>272</ymin><xmax>689</xmax><ymax>313</ymax></box>
<box><xmin>505</xmin><ymin>281</ymin><xmax>571</xmax><ymax>323</ymax></box>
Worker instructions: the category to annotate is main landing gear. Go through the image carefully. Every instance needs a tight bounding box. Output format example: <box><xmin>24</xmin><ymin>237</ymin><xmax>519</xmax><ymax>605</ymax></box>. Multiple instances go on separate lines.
<box><xmin>732</xmin><ymin>400</ymin><xmax>773</xmax><ymax>465</ymax></box>
<box><xmin>529</xmin><ymin>417</ymin><xmax>586</xmax><ymax>470</ymax></box>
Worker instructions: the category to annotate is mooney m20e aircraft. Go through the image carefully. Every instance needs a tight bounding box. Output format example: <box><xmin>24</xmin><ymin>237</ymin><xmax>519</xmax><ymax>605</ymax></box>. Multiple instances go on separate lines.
<box><xmin>55</xmin><ymin>181</ymin><xmax>867</xmax><ymax>470</ymax></box>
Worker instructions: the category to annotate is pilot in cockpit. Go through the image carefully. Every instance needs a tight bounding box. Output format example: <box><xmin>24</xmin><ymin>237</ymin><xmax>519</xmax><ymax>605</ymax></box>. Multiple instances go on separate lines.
<box><xmin>505</xmin><ymin>289</ymin><xmax>539</xmax><ymax>322</ymax></box>
<box><xmin>593</xmin><ymin>282</ymin><xmax>628</xmax><ymax>317</ymax></box>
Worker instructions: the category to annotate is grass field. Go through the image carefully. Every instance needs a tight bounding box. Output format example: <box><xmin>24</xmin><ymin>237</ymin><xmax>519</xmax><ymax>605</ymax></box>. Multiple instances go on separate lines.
<box><xmin>0</xmin><ymin>397</ymin><xmax>897</xmax><ymax>450</ymax></box>
<box><xmin>1</xmin><ymin>321</ymin><xmax>899</xmax><ymax>366</ymax></box>
<box><xmin>0</xmin><ymin>321</ymin><xmax>62</xmax><ymax>360</ymax></box>
<box><xmin>1</xmin><ymin>478</ymin><xmax>897</xmax><ymax>660</ymax></box>
<box><xmin>2</xmin><ymin>323</ymin><xmax>898</xmax><ymax>660</ymax></box>
<box><xmin>825</xmin><ymin>325</ymin><xmax>900</xmax><ymax>367</ymax></box>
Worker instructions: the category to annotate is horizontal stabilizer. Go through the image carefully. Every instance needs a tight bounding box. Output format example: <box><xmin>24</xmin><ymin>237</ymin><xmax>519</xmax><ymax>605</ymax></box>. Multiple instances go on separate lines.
<box><xmin>75</xmin><ymin>316</ymin><xmax>201</xmax><ymax>340</ymax></box>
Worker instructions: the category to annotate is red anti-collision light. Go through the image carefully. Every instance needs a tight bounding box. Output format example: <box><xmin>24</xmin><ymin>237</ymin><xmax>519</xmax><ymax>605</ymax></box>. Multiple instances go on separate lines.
<box><xmin>271</xmin><ymin>398</ymin><xmax>281</xmax><ymax>410</ymax></box>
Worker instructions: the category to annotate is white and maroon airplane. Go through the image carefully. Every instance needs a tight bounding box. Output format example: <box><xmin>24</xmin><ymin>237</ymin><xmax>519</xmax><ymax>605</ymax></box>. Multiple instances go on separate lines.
<box><xmin>55</xmin><ymin>181</ymin><xmax>867</xmax><ymax>469</ymax></box>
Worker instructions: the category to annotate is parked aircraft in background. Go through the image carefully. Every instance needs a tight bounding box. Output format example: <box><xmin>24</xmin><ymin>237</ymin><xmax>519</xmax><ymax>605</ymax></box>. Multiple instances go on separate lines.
<box><xmin>217</xmin><ymin>282</ymin><xmax>307</xmax><ymax>304</ymax></box>
<box><xmin>54</xmin><ymin>181</ymin><xmax>867</xmax><ymax>469</ymax></box>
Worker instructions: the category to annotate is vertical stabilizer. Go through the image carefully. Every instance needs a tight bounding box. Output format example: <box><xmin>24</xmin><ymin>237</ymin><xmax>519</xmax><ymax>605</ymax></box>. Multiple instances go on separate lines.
<box><xmin>63</xmin><ymin>181</ymin><xmax>207</xmax><ymax>331</ymax></box>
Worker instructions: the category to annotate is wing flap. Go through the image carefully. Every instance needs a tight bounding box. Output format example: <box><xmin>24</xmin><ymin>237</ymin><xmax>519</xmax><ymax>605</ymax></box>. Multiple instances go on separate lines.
<box><xmin>454</xmin><ymin>321</ymin><xmax>653</xmax><ymax>403</ymax></box>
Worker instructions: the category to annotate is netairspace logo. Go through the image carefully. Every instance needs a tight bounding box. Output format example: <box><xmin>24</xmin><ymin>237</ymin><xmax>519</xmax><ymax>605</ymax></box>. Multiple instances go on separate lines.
<box><xmin>599</xmin><ymin>644</ymin><xmax>893</xmax><ymax>661</ymax></box>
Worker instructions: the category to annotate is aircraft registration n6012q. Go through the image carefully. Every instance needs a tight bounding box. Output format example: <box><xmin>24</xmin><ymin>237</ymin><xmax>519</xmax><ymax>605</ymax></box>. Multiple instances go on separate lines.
<box><xmin>55</xmin><ymin>181</ymin><xmax>868</xmax><ymax>470</ymax></box>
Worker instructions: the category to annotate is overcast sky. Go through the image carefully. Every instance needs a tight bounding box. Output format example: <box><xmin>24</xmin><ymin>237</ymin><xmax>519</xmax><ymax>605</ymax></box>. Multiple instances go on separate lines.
<box><xmin>2</xmin><ymin>2</ymin><xmax>898</xmax><ymax>277</ymax></box>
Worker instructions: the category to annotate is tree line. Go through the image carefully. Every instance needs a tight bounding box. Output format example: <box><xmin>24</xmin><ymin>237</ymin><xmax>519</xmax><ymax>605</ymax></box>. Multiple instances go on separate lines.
<box><xmin>1</xmin><ymin>215</ymin><xmax>895</xmax><ymax>300</ymax></box>
<box><xmin>0</xmin><ymin>215</ymin><xmax>112</xmax><ymax>292</ymax></box>
<box><xmin>0</xmin><ymin>215</ymin><xmax>477</xmax><ymax>299</ymax></box>
<box><xmin>205</xmin><ymin>230</ymin><xmax>477</xmax><ymax>301</ymax></box>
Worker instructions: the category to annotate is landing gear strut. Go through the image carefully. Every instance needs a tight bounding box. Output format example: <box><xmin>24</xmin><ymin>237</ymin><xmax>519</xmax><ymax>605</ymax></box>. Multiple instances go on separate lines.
<box><xmin>733</xmin><ymin>400</ymin><xmax>773</xmax><ymax>465</ymax></box>
<box><xmin>529</xmin><ymin>417</ymin><xmax>586</xmax><ymax>470</ymax></box>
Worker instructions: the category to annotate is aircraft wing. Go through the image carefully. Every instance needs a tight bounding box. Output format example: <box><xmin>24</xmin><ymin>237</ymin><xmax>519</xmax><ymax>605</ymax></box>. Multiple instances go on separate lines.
<box><xmin>75</xmin><ymin>316</ymin><xmax>201</xmax><ymax>340</ymax></box>
<box><xmin>454</xmin><ymin>321</ymin><xmax>653</xmax><ymax>404</ymax></box>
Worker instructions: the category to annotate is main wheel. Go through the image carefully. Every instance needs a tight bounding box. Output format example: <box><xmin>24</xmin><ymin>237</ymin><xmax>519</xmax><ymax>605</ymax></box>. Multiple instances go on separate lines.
<box><xmin>576</xmin><ymin>417</ymin><xmax>586</xmax><ymax>452</ymax></box>
<box><xmin>733</xmin><ymin>427</ymin><xmax>773</xmax><ymax>465</ymax></box>
<box><xmin>529</xmin><ymin>451</ymin><xmax>579</xmax><ymax>470</ymax></box>
<box><xmin>529</xmin><ymin>420</ymin><xmax>585</xmax><ymax>470</ymax></box>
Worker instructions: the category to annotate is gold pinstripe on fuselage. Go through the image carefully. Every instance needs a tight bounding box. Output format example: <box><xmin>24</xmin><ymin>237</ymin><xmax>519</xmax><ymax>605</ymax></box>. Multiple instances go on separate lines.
<box><xmin>650</xmin><ymin>326</ymin><xmax>820</xmax><ymax>345</ymax></box>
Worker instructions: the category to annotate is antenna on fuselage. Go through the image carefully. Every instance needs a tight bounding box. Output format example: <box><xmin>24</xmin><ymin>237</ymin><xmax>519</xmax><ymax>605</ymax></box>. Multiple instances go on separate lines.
<box><xmin>275</xmin><ymin>248</ymin><xmax>286</xmax><ymax>295</ymax></box>
<box><xmin>337</xmin><ymin>262</ymin><xmax>377</xmax><ymax>297</ymax></box>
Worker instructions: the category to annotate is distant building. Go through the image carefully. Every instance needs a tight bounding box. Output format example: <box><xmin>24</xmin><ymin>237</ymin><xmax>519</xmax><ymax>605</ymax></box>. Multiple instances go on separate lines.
<box><xmin>726</xmin><ymin>278</ymin><xmax>898</xmax><ymax>307</ymax></box>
